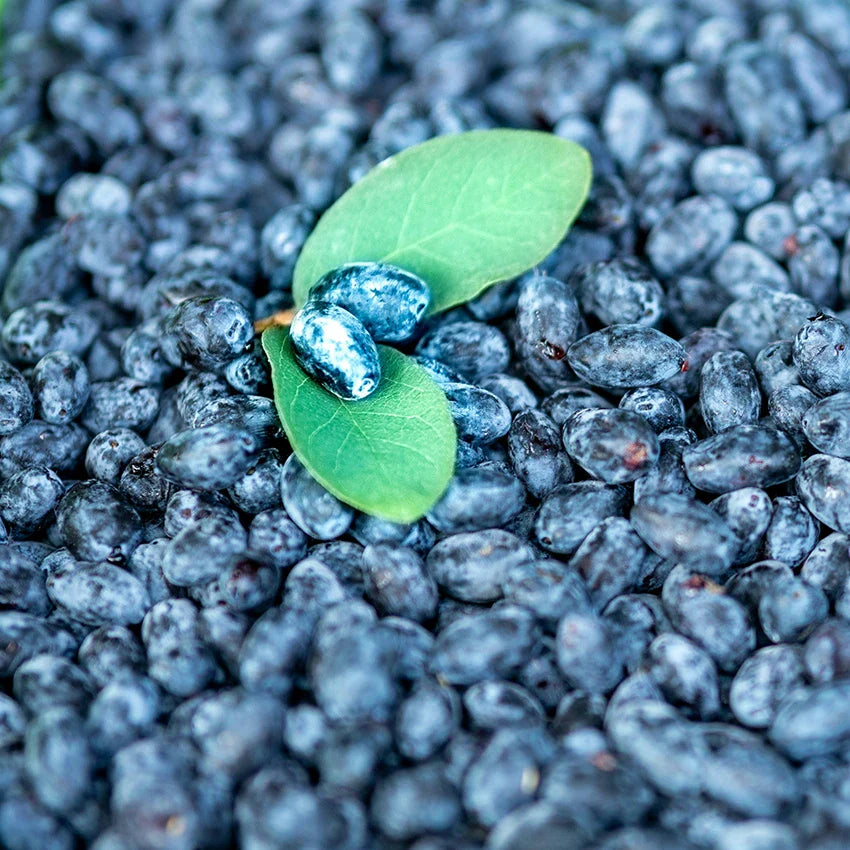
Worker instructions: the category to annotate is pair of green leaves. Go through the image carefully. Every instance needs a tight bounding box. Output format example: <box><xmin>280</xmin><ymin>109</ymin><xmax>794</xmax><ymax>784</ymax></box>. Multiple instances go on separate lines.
<box><xmin>264</xmin><ymin>129</ymin><xmax>591</xmax><ymax>522</ymax></box>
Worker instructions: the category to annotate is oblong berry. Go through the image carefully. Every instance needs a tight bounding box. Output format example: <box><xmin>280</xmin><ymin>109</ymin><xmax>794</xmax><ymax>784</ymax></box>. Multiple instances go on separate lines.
<box><xmin>289</xmin><ymin>300</ymin><xmax>381</xmax><ymax>400</ymax></box>
<box><xmin>802</xmin><ymin>391</ymin><xmax>850</xmax><ymax>458</ymax></box>
<box><xmin>631</xmin><ymin>492</ymin><xmax>738</xmax><ymax>575</ymax></box>
<box><xmin>565</xmin><ymin>408</ymin><xmax>659</xmax><ymax>484</ymax></box>
<box><xmin>309</xmin><ymin>262</ymin><xmax>430</xmax><ymax>343</ymax></box>
<box><xmin>682</xmin><ymin>424</ymin><xmax>801</xmax><ymax>493</ymax></box>
<box><xmin>567</xmin><ymin>324</ymin><xmax>687</xmax><ymax>389</ymax></box>
<box><xmin>796</xmin><ymin>454</ymin><xmax>850</xmax><ymax>534</ymax></box>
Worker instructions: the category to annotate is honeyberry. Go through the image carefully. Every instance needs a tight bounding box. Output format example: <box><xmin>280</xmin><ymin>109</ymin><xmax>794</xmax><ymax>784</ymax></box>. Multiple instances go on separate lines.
<box><xmin>309</xmin><ymin>262</ymin><xmax>430</xmax><ymax>343</ymax></box>
<box><xmin>289</xmin><ymin>300</ymin><xmax>381</xmax><ymax>400</ymax></box>
<box><xmin>567</xmin><ymin>324</ymin><xmax>687</xmax><ymax>389</ymax></box>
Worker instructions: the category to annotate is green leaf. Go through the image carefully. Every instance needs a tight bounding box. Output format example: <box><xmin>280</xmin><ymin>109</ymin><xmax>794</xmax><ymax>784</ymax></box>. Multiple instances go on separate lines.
<box><xmin>292</xmin><ymin>129</ymin><xmax>592</xmax><ymax>313</ymax></box>
<box><xmin>262</xmin><ymin>326</ymin><xmax>456</xmax><ymax>522</ymax></box>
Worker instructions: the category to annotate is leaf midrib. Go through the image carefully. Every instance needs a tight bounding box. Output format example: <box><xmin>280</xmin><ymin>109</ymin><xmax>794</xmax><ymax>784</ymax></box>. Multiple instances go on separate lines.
<box><xmin>284</xmin><ymin>346</ymin><xmax>446</xmax><ymax>505</ymax></box>
<box><xmin>344</xmin><ymin>159</ymin><xmax>570</xmax><ymax>268</ymax></box>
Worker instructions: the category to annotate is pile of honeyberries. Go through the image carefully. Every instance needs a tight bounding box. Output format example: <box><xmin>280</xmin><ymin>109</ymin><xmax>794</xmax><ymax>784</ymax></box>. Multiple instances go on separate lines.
<box><xmin>289</xmin><ymin>262</ymin><xmax>431</xmax><ymax>399</ymax></box>
<box><xmin>6</xmin><ymin>1</ymin><xmax>850</xmax><ymax>849</ymax></box>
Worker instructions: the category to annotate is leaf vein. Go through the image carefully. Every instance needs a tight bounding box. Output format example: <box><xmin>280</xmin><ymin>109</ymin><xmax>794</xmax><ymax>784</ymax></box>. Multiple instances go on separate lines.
<box><xmin>395</xmin><ymin>157</ymin><xmax>443</xmax><ymax>248</ymax></box>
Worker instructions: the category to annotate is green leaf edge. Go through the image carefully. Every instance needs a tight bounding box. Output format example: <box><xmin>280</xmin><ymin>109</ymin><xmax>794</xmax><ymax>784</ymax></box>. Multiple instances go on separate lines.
<box><xmin>262</xmin><ymin>325</ymin><xmax>457</xmax><ymax>523</ymax></box>
<box><xmin>292</xmin><ymin>128</ymin><xmax>593</xmax><ymax>313</ymax></box>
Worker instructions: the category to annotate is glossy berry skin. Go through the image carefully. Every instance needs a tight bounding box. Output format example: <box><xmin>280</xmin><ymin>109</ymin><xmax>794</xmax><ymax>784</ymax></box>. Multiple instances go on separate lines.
<box><xmin>119</xmin><ymin>444</ymin><xmax>174</xmax><ymax>512</ymax></box>
<box><xmin>0</xmin><ymin>358</ymin><xmax>33</xmax><ymax>435</ymax></box>
<box><xmin>631</xmin><ymin>492</ymin><xmax>738</xmax><ymax>575</ymax></box>
<box><xmin>31</xmin><ymin>351</ymin><xmax>91</xmax><ymax>425</ymax></box>
<box><xmin>803</xmin><ymin>619</ymin><xmax>850</xmax><ymax>684</ymax></box>
<box><xmin>46</xmin><ymin>559</ymin><xmax>150</xmax><ymax>627</ymax></box>
<box><xmin>308</xmin><ymin>262</ymin><xmax>430</xmax><ymax>343</ymax></box>
<box><xmin>661</xmin><ymin>565</ymin><xmax>756</xmax><ymax>672</ymax></box>
<box><xmin>157</xmin><ymin>424</ymin><xmax>259</xmax><ymax>491</ymax></box>
<box><xmin>411</xmin><ymin>355</ymin><xmax>465</xmax><ymax>388</ymax></box>
<box><xmin>699</xmin><ymin>350</ymin><xmax>761</xmax><ymax>434</ymax></box>
<box><xmin>645</xmin><ymin>633</ymin><xmax>721</xmax><ymax>719</ymax></box>
<box><xmin>514</xmin><ymin>274</ymin><xmax>581</xmax><ymax>390</ymax></box>
<box><xmin>142</xmin><ymin>600</ymin><xmax>217</xmax><ymax>697</ymax></box>
<box><xmin>81</xmin><ymin>378</ymin><xmax>160</xmax><ymax>434</ymax></box>
<box><xmin>478</xmin><ymin>373</ymin><xmax>537</xmax><ymax>414</ymax></box>
<box><xmin>796</xmin><ymin>454</ymin><xmax>850</xmax><ymax>533</ymax></box>
<box><xmin>754</xmin><ymin>340</ymin><xmax>799</xmax><ymax>397</ymax></box>
<box><xmin>416</xmin><ymin>320</ymin><xmax>510</xmax><ymax>383</ymax></box>
<box><xmin>744</xmin><ymin>201</ymin><xmax>797</xmax><ymax>260</ymax></box>
<box><xmin>0</xmin><ymin>466</ymin><xmax>64</xmax><ymax>534</ymax></box>
<box><xmin>646</xmin><ymin>194</ymin><xmax>737</xmax><ymax>278</ymax></box>
<box><xmin>565</xmin><ymin>408</ymin><xmax>660</xmax><ymax>484</ymax></box>
<box><xmin>535</xmin><ymin>482</ymin><xmax>629</xmax><ymax>555</ymax></box>
<box><xmin>730</xmin><ymin>645</ymin><xmax>806</xmax><ymax>729</ymax></box>
<box><xmin>793</xmin><ymin>314</ymin><xmax>850</xmax><ymax>396</ymax></box>
<box><xmin>0</xmin><ymin>421</ymin><xmax>89</xmax><ymax>473</ymax></box>
<box><xmin>761</xmin><ymin>496</ymin><xmax>819</xmax><ymax>568</ymax></box>
<box><xmin>503</xmin><ymin>557</ymin><xmax>591</xmax><ymax>628</ymax></box>
<box><xmin>23</xmin><ymin>706</ymin><xmax>94</xmax><ymax>815</ymax></box>
<box><xmin>430</xmin><ymin>605</ymin><xmax>539</xmax><ymax>686</ymax></box>
<box><xmin>247</xmin><ymin>509</ymin><xmax>308</xmax><ymax>571</ymax></box>
<box><xmin>788</xmin><ymin>225</ymin><xmax>840</xmax><ymax>306</ymax></box>
<box><xmin>567</xmin><ymin>324</ymin><xmax>687</xmax><ymax>389</ymax></box>
<box><xmin>710</xmin><ymin>488</ymin><xmax>772</xmax><ymax>566</ymax></box>
<box><xmin>219</xmin><ymin>552</ymin><xmax>281</xmax><ymax>613</ymax></box>
<box><xmin>163</xmin><ymin>517</ymin><xmax>247</xmax><ymax>589</ymax></box>
<box><xmin>428</xmin><ymin>529</ymin><xmax>534</xmax><ymax>605</ymax></box>
<box><xmin>633</xmin><ymin>426</ymin><xmax>697</xmax><ymax>503</ymax></box>
<box><xmin>227</xmin><ymin>449</ymin><xmax>284</xmax><ymax>514</ymax></box>
<box><xmin>618</xmin><ymin>387</ymin><xmax>684</xmax><ymax>432</ymax></box>
<box><xmin>569</xmin><ymin>516</ymin><xmax>653</xmax><ymax>610</ymax></box>
<box><xmin>281</xmin><ymin>454</ymin><xmax>354</xmax><ymax>540</ymax></box>
<box><xmin>574</xmin><ymin>258</ymin><xmax>665</xmax><ymax>327</ymax></box>
<box><xmin>802</xmin><ymin>391</ymin><xmax>850</xmax><ymax>458</ymax></box>
<box><xmin>463</xmin><ymin>680</ymin><xmax>544</xmax><ymax>731</ymax></box>
<box><xmin>556</xmin><ymin>612</ymin><xmax>624</xmax><ymax>694</ymax></box>
<box><xmin>362</xmin><ymin>543</ymin><xmax>438</xmax><ymax>622</ymax></box>
<box><xmin>191</xmin><ymin>394</ymin><xmax>280</xmax><ymax>444</ymax></box>
<box><xmin>726</xmin><ymin>560</ymin><xmax>796</xmax><ymax>614</ymax></box>
<box><xmin>801</xmin><ymin>532</ymin><xmax>850</xmax><ymax>601</ymax></box>
<box><xmin>541</xmin><ymin>387</ymin><xmax>613</xmax><ymax>425</ymax></box>
<box><xmin>682</xmin><ymin>424</ymin><xmax>801</xmax><ymax>493</ymax></box>
<box><xmin>351</xmin><ymin>514</ymin><xmax>434</xmax><ymax>556</ymax></box>
<box><xmin>691</xmin><ymin>147</ymin><xmax>774</xmax><ymax>211</ymax></box>
<box><xmin>260</xmin><ymin>203</ymin><xmax>315</xmax><ymax>281</ymax></box>
<box><xmin>0</xmin><ymin>547</ymin><xmax>49</xmax><ymax>616</ymax></box>
<box><xmin>711</xmin><ymin>241</ymin><xmax>790</xmax><ymax>300</ymax></box>
<box><xmin>1</xmin><ymin>300</ymin><xmax>99</xmax><ymax>366</ymax></box>
<box><xmin>162</xmin><ymin>295</ymin><xmax>253</xmax><ymax>373</ymax></box>
<box><xmin>224</xmin><ymin>343</ymin><xmax>269</xmax><ymax>395</ymax></box>
<box><xmin>84</xmin><ymin>429</ymin><xmax>146</xmax><ymax>484</ymax></box>
<box><xmin>758</xmin><ymin>576</ymin><xmax>828</xmax><ymax>643</ymax></box>
<box><xmin>443</xmin><ymin>382</ymin><xmax>511</xmax><ymax>446</ymax></box>
<box><xmin>508</xmin><ymin>409</ymin><xmax>572</xmax><ymax>499</ymax></box>
<box><xmin>666</xmin><ymin>275</ymin><xmax>732</xmax><ymax>336</ymax></box>
<box><xmin>289</xmin><ymin>300</ymin><xmax>381</xmax><ymax>400</ymax></box>
<box><xmin>121</xmin><ymin>318</ymin><xmax>173</xmax><ymax>386</ymax></box>
<box><xmin>663</xmin><ymin>327</ymin><xmax>735</xmax><ymax>399</ymax></box>
<box><xmin>394</xmin><ymin>679</ymin><xmax>459</xmax><ymax>760</ymax></box>
<box><xmin>770</xmin><ymin>680</ymin><xmax>850</xmax><ymax>760</ymax></box>
<box><xmin>55</xmin><ymin>481</ymin><xmax>142</xmax><ymax>563</ymax></box>
<box><xmin>717</xmin><ymin>291</ymin><xmax>816</xmax><ymax>360</ymax></box>
<box><xmin>426</xmin><ymin>466</ymin><xmax>525</xmax><ymax>534</ymax></box>
<box><xmin>768</xmin><ymin>384</ymin><xmax>817</xmax><ymax>448</ymax></box>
